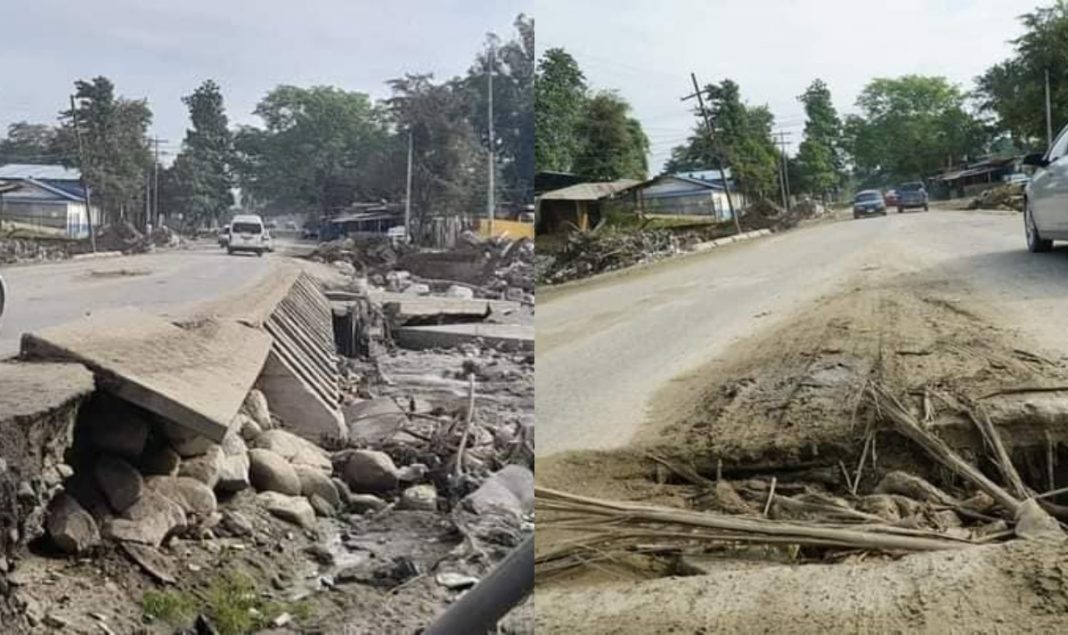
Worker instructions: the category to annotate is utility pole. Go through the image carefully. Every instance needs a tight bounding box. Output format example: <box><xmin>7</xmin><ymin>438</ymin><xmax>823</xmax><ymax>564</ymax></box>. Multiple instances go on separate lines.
<box><xmin>405</xmin><ymin>128</ymin><xmax>413</xmax><ymax>243</ymax></box>
<box><xmin>1046</xmin><ymin>67</ymin><xmax>1053</xmax><ymax>148</ymax></box>
<box><xmin>69</xmin><ymin>95</ymin><xmax>96</xmax><ymax>252</ymax></box>
<box><xmin>682</xmin><ymin>73</ymin><xmax>739</xmax><ymax>234</ymax></box>
<box><xmin>145</xmin><ymin>173</ymin><xmax>151</xmax><ymax>231</ymax></box>
<box><xmin>773</xmin><ymin>131</ymin><xmax>793</xmax><ymax>210</ymax></box>
<box><xmin>153</xmin><ymin>137</ymin><xmax>162</xmax><ymax>228</ymax></box>
<box><xmin>486</xmin><ymin>36</ymin><xmax>496</xmax><ymax>237</ymax></box>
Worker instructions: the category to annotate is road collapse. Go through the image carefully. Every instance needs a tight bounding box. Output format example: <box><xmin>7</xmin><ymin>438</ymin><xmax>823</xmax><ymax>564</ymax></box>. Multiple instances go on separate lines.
<box><xmin>0</xmin><ymin>232</ymin><xmax>534</xmax><ymax>634</ymax></box>
<box><xmin>535</xmin><ymin>275</ymin><xmax>1068</xmax><ymax>633</ymax></box>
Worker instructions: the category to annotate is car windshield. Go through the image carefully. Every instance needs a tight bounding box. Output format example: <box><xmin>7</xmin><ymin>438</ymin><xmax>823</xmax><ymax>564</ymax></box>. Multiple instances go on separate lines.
<box><xmin>232</xmin><ymin>222</ymin><xmax>262</xmax><ymax>234</ymax></box>
<box><xmin>900</xmin><ymin>182</ymin><xmax>924</xmax><ymax>191</ymax></box>
<box><xmin>855</xmin><ymin>192</ymin><xmax>881</xmax><ymax>202</ymax></box>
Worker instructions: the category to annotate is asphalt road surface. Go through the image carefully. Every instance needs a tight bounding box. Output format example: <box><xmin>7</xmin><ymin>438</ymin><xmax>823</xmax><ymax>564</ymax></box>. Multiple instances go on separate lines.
<box><xmin>537</xmin><ymin>208</ymin><xmax>1068</xmax><ymax>456</ymax></box>
<box><xmin>0</xmin><ymin>243</ymin><xmax>277</xmax><ymax>358</ymax></box>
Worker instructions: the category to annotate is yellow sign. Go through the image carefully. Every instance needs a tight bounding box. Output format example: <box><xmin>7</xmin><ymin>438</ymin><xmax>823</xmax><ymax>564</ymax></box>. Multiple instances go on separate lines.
<box><xmin>479</xmin><ymin>219</ymin><xmax>534</xmax><ymax>239</ymax></box>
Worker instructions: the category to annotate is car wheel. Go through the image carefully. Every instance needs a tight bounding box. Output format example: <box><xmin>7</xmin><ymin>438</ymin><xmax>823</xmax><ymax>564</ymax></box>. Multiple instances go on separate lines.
<box><xmin>924</xmin><ymin>204</ymin><xmax>929</xmax><ymax>211</ymax></box>
<box><xmin>1026</xmin><ymin>202</ymin><xmax>1053</xmax><ymax>253</ymax></box>
<box><xmin>897</xmin><ymin>207</ymin><xmax>903</xmax><ymax>214</ymax></box>
<box><xmin>227</xmin><ymin>247</ymin><xmax>234</xmax><ymax>255</ymax></box>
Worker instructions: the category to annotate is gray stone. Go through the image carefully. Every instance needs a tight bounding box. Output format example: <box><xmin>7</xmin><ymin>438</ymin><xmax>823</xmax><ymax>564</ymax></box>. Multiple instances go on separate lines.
<box><xmin>178</xmin><ymin>445</ymin><xmax>225</xmax><ymax>489</ymax></box>
<box><xmin>308</xmin><ymin>494</ymin><xmax>337</xmax><ymax>518</ymax></box>
<box><xmin>258</xmin><ymin>492</ymin><xmax>316</xmax><ymax>529</ymax></box>
<box><xmin>249</xmin><ymin>449</ymin><xmax>302</xmax><ymax>495</ymax></box>
<box><xmin>1016</xmin><ymin>498</ymin><xmax>1064</xmax><ymax>540</ymax></box>
<box><xmin>397</xmin><ymin>463</ymin><xmax>428</xmax><ymax>483</ymax></box>
<box><xmin>252</xmin><ymin>429</ymin><xmax>332</xmax><ymax>473</ymax></box>
<box><xmin>400</xmin><ymin>484</ymin><xmax>437</xmax><ymax>512</ymax></box>
<box><xmin>140</xmin><ymin>445</ymin><xmax>181</xmax><ymax>476</ymax></box>
<box><xmin>216</xmin><ymin>432</ymin><xmax>251</xmax><ymax>493</ymax></box>
<box><xmin>341</xmin><ymin>450</ymin><xmax>399</xmax><ymax>495</ymax></box>
<box><xmin>103</xmin><ymin>491</ymin><xmax>186</xmax><ymax>546</ymax></box>
<box><xmin>444</xmin><ymin>285</ymin><xmax>475</xmax><ymax>300</ymax></box>
<box><xmin>46</xmin><ymin>493</ymin><xmax>100</xmax><ymax>554</ymax></box>
<box><xmin>144</xmin><ymin>476</ymin><xmax>217</xmax><ymax>516</ymax></box>
<box><xmin>86</xmin><ymin>413</ymin><xmax>150</xmax><ymax>459</ymax></box>
<box><xmin>239</xmin><ymin>413</ymin><xmax>263</xmax><ymax>441</ymax></box>
<box><xmin>95</xmin><ymin>455</ymin><xmax>144</xmax><ymax>513</ymax></box>
<box><xmin>220</xmin><ymin>510</ymin><xmax>254</xmax><ymax>537</ymax></box>
<box><xmin>435</xmin><ymin>572</ymin><xmax>478</xmax><ymax>590</ymax></box>
<box><xmin>402</xmin><ymin>283</ymin><xmax>431</xmax><ymax>296</ymax></box>
<box><xmin>348</xmin><ymin>493</ymin><xmax>388</xmax><ymax>514</ymax></box>
<box><xmin>244</xmin><ymin>389</ymin><xmax>272</xmax><ymax>430</ymax></box>
<box><xmin>462</xmin><ymin>465</ymin><xmax>533</xmax><ymax>518</ymax></box>
<box><xmin>294</xmin><ymin>465</ymin><xmax>341</xmax><ymax>510</ymax></box>
<box><xmin>160</xmin><ymin>420</ymin><xmax>214</xmax><ymax>458</ymax></box>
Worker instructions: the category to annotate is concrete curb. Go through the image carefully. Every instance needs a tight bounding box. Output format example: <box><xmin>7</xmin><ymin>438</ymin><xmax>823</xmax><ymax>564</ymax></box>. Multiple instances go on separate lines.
<box><xmin>71</xmin><ymin>250</ymin><xmax>124</xmax><ymax>261</ymax></box>
<box><xmin>691</xmin><ymin>228</ymin><xmax>773</xmax><ymax>253</ymax></box>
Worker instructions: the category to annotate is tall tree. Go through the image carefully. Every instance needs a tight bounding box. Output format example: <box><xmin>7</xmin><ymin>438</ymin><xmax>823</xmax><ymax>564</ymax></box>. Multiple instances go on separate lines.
<box><xmin>571</xmin><ymin>91</ymin><xmax>649</xmax><ymax>181</ymax></box>
<box><xmin>795</xmin><ymin>79</ymin><xmax>843</xmax><ymax>197</ymax></box>
<box><xmin>977</xmin><ymin>2</ymin><xmax>1068</xmax><ymax>148</ymax></box>
<box><xmin>535</xmin><ymin>47</ymin><xmax>588</xmax><ymax>172</ymax></box>
<box><xmin>0</xmin><ymin>122</ymin><xmax>63</xmax><ymax>164</ymax></box>
<box><xmin>60</xmin><ymin>77</ymin><xmax>153</xmax><ymax>225</ymax></box>
<box><xmin>233</xmin><ymin>85</ymin><xmax>392</xmax><ymax>216</ymax></box>
<box><xmin>166</xmin><ymin>80</ymin><xmax>236</xmax><ymax>228</ymax></box>
<box><xmin>844</xmin><ymin>75</ymin><xmax>986</xmax><ymax>185</ymax></box>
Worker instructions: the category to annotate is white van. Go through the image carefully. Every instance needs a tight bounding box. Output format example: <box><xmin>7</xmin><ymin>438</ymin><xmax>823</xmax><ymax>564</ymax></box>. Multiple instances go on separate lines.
<box><xmin>227</xmin><ymin>214</ymin><xmax>272</xmax><ymax>256</ymax></box>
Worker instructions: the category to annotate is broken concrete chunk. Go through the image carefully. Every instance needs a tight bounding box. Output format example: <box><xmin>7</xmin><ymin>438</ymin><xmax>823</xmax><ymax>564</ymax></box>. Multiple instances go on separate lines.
<box><xmin>343</xmin><ymin>398</ymin><xmax>407</xmax><ymax>445</ymax></box>
<box><xmin>249</xmin><ymin>449</ymin><xmax>302</xmax><ymax>496</ymax></box>
<box><xmin>104</xmin><ymin>491</ymin><xmax>187</xmax><ymax>546</ymax></box>
<box><xmin>244</xmin><ymin>389</ymin><xmax>273</xmax><ymax>430</ymax></box>
<box><xmin>258</xmin><ymin>492</ymin><xmax>316</xmax><ymax>529</ymax></box>
<box><xmin>462</xmin><ymin>465</ymin><xmax>533</xmax><ymax>518</ymax></box>
<box><xmin>252</xmin><ymin>429</ymin><xmax>332</xmax><ymax>473</ymax></box>
<box><xmin>95</xmin><ymin>455</ymin><xmax>144</xmax><ymax>513</ymax></box>
<box><xmin>444</xmin><ymin>285</ymin><xmax>475</xmax><ymax>300</ymax></box>
<box><xmin>294</xmin><ymin>465</ymin><xmax>341</xmax><ymax>510</ymax></box>
<box><xmin>139</xmin><ymin>445</ymin><xmax>181</xmax><ymax>476</ymax></box>
<box><xmin>237</xmin><ymin>412</ymin><xmax>263</xmax><ymax>441</ymax></box>
<box><xmin>178</xmin><ymin>445</ymin><xmax>225</xmax><ymax>489</ymax></box>
<box><xmin>402</xmin><ymin>283</ymin><xmax>431</xmax><ymax>296</ymax></box>
<box><xmin>397</xmin><ymin>463</ymin><xmax>429</xmax><ymax>483</ymax></box>
<box><xmin>341</xmin><ymin>450</ymin><xmax>399</xmax><ymax>495</ymax></box>
<box><xmin>144</xmin><ymin>476</ymin><xmax>217</xmax><ymax>516</ymax></box>
<box><xmin>217</xmin><ymin>453</ymin><xmax>251</xmax><ymax>494</ymax></box>
<box><xmin>46</xmin><ymin>493</ymin><xmax>100</xmax><ymax>554</ymax></box>
<box><xmin>1015</xmin><ymin>499</ymin><xmax>1065</xmax><ymax>541</ymax></box>
<box><xmin>400</xmin><ymin>484</ymin><xmax>438</xmax><ymax>512</ymax></box>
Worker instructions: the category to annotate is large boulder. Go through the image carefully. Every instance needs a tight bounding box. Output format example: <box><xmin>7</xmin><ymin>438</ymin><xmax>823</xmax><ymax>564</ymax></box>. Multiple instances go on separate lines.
<box><xmin>244</xmin><ymin>389</ymin><xmax>272</xmax><ymax>430</ymax></box>
<box><xmin>249</xmin><ymin>449</ymin><xmax>302</xmax><ymax>495</ymax></box>
<box><xmin>84</xmin><ymin>412</ymin><xmax>150</xmax><ymax>459</ymax></box>
<box><xmin>145</xmin><ymin>476</ymin><xmax>217</xmax><ymax>516</ymax></box>
<box><xmin>340</xmin><ymin>450</ymin><xmax>399</xmax><ymax>495</ymax></box>
<box><xmin>95</xmin><ymin>455</ymin><xmax>144</xmax><ymax>513</ymax></box>
<box><xmin>257</xmin><ymin>492</ymin><xmax>316</xmax><ymax>529</ymax></box>
<box><xmin>102</xmin><ymin>491</ymin><xmax>186</xmax><ymax>546</ymax></box>
<box><xmin>462</xmin><ymin>465</ymin><xmax>533</xmax><ymax>518</ymax></box>
<box><xmin>294</xmin><ymin>465</ymin><xmax>341</xmax><ymax>510</ymax></box>
<box><xmin>46</xmin><ymin>493</ymin><xmax>100</xmax><ymax>554</ymax></box>
<box><xmin>252</xmin><ymin>429</ymin><xmax>331</xmax><ymax>473</ymax></box>
<box><xmin>178</xmin><ymin>445</ymin><xmax>225</xmax><ymax>489</ymax></box>
<box><xmin>217</xmin><ymin>432</ymin><xmax>251</xmax><ymax>493</ymax></box>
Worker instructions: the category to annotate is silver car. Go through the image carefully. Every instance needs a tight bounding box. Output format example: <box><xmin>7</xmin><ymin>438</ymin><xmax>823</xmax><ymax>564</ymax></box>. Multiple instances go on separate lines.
<box><xmin>1024</xmin><ymin>126</ymin><xmax>1068</xmax><ymax>252</ymax></box>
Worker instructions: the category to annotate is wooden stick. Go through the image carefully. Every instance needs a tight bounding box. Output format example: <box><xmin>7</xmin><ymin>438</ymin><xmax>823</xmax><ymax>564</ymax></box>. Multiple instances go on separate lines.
<box><xmin>977</xmin><ymin>385</ymin><xmax>1068</xmax><ymax>400</ymax></box>
<box><xmin>966</xmin><ymin>403</ymin><xmax>1029</xmax><ymax>500</ymax></box>
<box><xmin>838</xmin><ymin>460</ymin><xmax>854</xmax><ymax>492</ymax></box>
<box><xmin>1047</xmin><ymin>429</ymin><xmax>1056</xmax><ymax>494</ymax></box>
<box><xmin>453</xmin><ymin>373</ymin><xmax>476</xmax><ymax>479</ymax></box>
<box><xmin>1034</xmin><ymin>485</ymin><xmax>1068</xmax><ymax>501</ymax></box>
<box><xmin>763</xmin><ymin>477</ymin><xmax>777</xmax><ymax>517</ymax></box>
<box><xmin>852</xmin><ymin>431</ymin><xmax>873</xmax><ymax>496</ymax></box>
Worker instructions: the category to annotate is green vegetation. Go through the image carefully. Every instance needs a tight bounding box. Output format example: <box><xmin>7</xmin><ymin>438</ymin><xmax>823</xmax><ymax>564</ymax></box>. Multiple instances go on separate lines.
<box><xmin>794</xmin><ymin>79</ymin><xmax>844</xmax><ymax>198</ymax></box>
<box><xmin>141</xmin><ymin>571</ymin><xmax>312</xmax><ymax>635</ymax></box>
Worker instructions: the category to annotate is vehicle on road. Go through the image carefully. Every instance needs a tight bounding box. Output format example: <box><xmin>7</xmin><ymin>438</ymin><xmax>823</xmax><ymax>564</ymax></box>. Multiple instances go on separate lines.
<box><xmin>301</xmin><ymin>222</ymin><xmax>320</xmax><ymax>241</ymax></box>
<box><xmin>0</xmin><ymin>273</ymin><xmax>6</xmax><ymax>325</ymax></box>
<box><xmin>884</xmin><ymin>189</ymin><xmax>898</xmax><ymax>207</ymax></box>
<box><xmin>853</xmin><ymin>190</ymin><xmax>887</xmax><ymax>219</ymax></box>
<box><xmin>896</xmin><ymin>182</ymin><xmax>929</xmax><ymax>213</ymax></box>
<box><xmin>218</xmin><ymin>224</ymin><xmax>230</xmax><ymax>248</ymax></box>
<box><xmin>1023</xmin><ymin>127</ymin><xmax>1068</xmax><ymax>252</ymax></box>
<box><xmin>227</xmin><ymin>214</ymin><xmax>271</xmax><ymax>256</ymax></box>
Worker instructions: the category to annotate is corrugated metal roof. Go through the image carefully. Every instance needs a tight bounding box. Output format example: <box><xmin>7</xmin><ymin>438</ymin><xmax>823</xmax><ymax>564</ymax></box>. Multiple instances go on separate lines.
<box><xmin>0</xmin><ymin>163</ymin><xmax>81</xmax><ymax>181</ymax></box>
<box><xmin>538</xmin><ymin>179</ymin><xmax>641</xmax><ymax>201</ymax></box>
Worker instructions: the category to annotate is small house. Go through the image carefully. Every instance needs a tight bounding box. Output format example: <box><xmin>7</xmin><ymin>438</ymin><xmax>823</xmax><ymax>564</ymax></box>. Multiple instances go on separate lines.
<box><xmin>0</xmin><ymin>164</ymin><xmax>98</xmax><ymax>238</ymax></box>
<box><xmin>535</xmin><ymin>179</ymin><xmax>641</xmax><ymax>234</ymax></box>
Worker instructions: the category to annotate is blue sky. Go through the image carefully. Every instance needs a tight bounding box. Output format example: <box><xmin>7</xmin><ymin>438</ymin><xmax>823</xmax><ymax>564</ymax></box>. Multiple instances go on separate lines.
<box><xmin>537</xmin><ymin>0</ymin><xmax>1042</xmax><ymax>171</ymax></box>
<box><xmin>0</xmin><ymin>0</ymin><xmax>530</xmax><ymax>162</ymax></box>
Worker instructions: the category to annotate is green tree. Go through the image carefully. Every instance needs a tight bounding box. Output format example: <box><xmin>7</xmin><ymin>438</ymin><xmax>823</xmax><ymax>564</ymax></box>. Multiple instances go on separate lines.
<box><xmin>0</xmin><ymin>122</ymin><xmax>63</xmax><ymax>164</ymax></box>
<box><xmin>844</xmin><ymin>75</ymin><xmax>986</xmax><ymax>185</ymax></box>
<box><xmin>166</xmin><ymin>80</ymin><xmax>235</xmax><ymax>228</ymax></box>
<box><xmin>572</xmin><ymin>91</ymin><xmax>649</xmax><ymax>181</ymax></box>
<box><xmin>233</xmin><ymin>85</ymin><xmax>392</xmax><ymax>216</ymax></box>
<box><xmin>795</xmin><ymin>79</ymin><xmax>843</xmax><ymax>197</ymax></box>
<box><xmin>60</xmin><ymin>76</ymin><xmax>153</xmax><ymax>224</ymax></box>
<box><xmin>535</xmin><ymin>47</ymin><xmax>588</xmax><ymax>172</ymax></box>
<box><xmin>977</xmin><ymin>2</ymin><xmax>1068</xmax><ymax>148</ymax></box>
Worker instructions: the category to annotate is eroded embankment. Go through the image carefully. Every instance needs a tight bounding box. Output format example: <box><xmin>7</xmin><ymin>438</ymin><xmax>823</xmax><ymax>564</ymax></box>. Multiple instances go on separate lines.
<box><xmin>535</xmin><ymin>272</ymin><xmax>1068</xmax><ymax>632</ymax></box>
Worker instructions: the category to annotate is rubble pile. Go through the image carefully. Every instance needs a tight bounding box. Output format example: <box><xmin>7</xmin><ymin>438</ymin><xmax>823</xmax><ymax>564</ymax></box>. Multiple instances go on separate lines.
<box><xmin>150</xmin><ymin>225</ymin><xmax>182</xmax><ymax>248</ymax></box>
<box><xmin>91</xmin><ymin>222</ymin><xmax>150</xmax><ymax>254</ymax></box>
<box><xmin>477</xmin><ymin>235</ymin><xmax>535</xmax><ymax>302</ymax></box>
<box><xmin>969</xmin><ymin>184</ymin><xmax>1025</xmax><ymax>211</ymax></box>
<box><xmin>537</xmin><ymin>227</ymin><xmax>694</xmax><ymax>285</ymax></box>
<box><xmin>0</xmin><ymin>237</ymin><xmax>72</xmax><ymax>264</ymax></box>
<box><xmin>308</xmin><ymin>236</ymin><xmax>413</xmax><ymax>277</ymax></box>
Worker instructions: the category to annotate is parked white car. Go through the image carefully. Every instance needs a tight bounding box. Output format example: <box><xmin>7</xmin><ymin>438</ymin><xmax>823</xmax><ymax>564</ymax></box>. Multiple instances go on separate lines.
<box><xmin>1023</xmin><ymin>127</ymin><xmax>1068</xmax><ymax>252</ymax></box>
<box><xmin>227</xmin><ymin>214</ymin><xmax>272</xmax><ymax>256</ymax></box>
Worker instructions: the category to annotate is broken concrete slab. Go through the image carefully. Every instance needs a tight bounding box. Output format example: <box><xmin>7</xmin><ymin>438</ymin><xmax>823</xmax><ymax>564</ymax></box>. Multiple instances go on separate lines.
<box><xmin>370</xmin><ymin>291</ymin><xmax>519</xmax><ymax>319</ymax></box>
<box><xmin>0</xmin><ymin>361</ymin><xmax>94</xmax><ymax>425</ymax></box>
<box><xmin>21</xmin><ymin>308</ymin><xmax>272</xmax><ymax>443</ymax></box>
<box><xmin>343</xmin><ymin>398</ymin><xmax>407</xmax><ymax>445</ymax></box>
<box><xmin>393</xmin><ymin>323</ymin><xmax>533</xmax><ymax>352</ymax></box>
<box><xmin>381</xmin><ymin>298</ymin><xmax>491</xmax><ymax>326</ymax></box>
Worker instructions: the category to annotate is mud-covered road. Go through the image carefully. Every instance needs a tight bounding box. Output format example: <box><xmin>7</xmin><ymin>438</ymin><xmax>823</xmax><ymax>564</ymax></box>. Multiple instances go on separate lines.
<box><xmin>537</xmin><ymin>208</ymin><xmax>1068</xmax><ymax>456</ymax></box>
<box><xmin>0</xmin><ymin>243</ymin><xmax>276</xmax><ymax>358</ymax></box>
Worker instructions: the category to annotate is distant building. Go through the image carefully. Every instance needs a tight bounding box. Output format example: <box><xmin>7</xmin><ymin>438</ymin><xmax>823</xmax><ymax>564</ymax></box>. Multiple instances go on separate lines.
<box><xmin>636</xmin><ymin>171</ymin><xmax>746</xmax><ymax>221</ymax></box>
<box><xmin>0</xmin><ymin>164</ymin><xmax>98</xmax><ymax>238</ymax></box>
<box><xmin>535</xmin><ymin>179</ymin><xmax>641</xmax><ymax>233</ymax></box>
<box><xmin>928</xmin><ymin>156</ymin><xmax>1021</xmax><ymax>199</ymax></box>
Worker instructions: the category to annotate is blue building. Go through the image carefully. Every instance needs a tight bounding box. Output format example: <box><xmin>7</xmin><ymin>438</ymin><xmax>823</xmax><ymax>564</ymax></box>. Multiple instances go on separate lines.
<box><xmin>0</xmin><ymin>164</ymin><xmax>99</xmax><ymax>238</ymax></box>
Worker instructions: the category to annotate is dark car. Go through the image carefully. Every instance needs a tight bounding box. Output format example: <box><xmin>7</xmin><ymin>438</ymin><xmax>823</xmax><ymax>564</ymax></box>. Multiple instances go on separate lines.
<box><xmin>853</xmin><ymin>190</ymin><xmax>887</xmax><ymax>219</ymax></box>
<box><xmin>896</xmin><ymin>181</ymin><xmax>929</xmax><ymax>213</ymax></box>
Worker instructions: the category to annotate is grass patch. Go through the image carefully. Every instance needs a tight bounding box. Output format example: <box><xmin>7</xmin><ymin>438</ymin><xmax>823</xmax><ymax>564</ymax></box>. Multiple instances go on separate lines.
<box><xmin>141</xmin><ymin>571</ymin><xmax>313</xmax><ymax>635</ymax></box>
